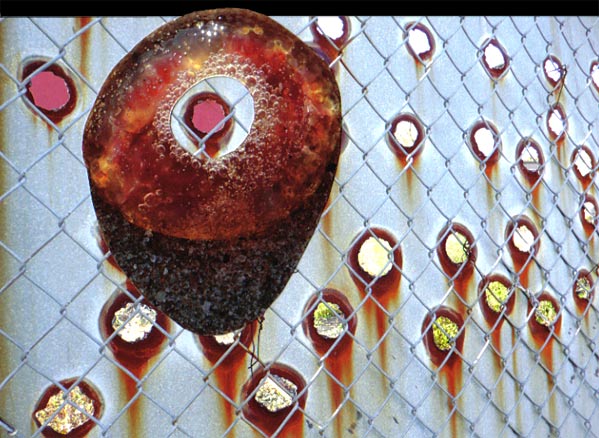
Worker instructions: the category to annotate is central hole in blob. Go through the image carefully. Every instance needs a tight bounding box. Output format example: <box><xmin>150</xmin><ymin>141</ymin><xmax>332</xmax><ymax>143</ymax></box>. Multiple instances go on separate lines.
<box><xmin>188</xmin><ymin>95</ymin><xmax>227</xmax><ymax>135</ymax></box>
<box><xmin>171</xmin><ymin>76</ymin><xmax>254</xmax><ymax>159</ymax></box>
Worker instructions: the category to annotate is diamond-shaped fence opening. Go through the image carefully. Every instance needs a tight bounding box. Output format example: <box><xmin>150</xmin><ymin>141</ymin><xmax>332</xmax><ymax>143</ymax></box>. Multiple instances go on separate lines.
<box><xmin>1</xmin><ymin>14</ymin><xmax>599</xmax><ymax>438</ymax></box>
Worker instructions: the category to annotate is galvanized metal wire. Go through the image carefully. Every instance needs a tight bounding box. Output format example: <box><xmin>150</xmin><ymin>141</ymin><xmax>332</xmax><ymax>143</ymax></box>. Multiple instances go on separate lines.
<box><xmin>1</xmin><ymin>15</ymin><xmax>599</xmax><ymax>438</ymax></box>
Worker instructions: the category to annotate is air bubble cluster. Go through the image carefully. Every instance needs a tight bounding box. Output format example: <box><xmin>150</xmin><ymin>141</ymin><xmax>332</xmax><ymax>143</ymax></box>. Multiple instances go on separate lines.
<box><xmin>83</xmin><ymin>8</ymin><xmax>342</xmax><ymax>241</ymax></box>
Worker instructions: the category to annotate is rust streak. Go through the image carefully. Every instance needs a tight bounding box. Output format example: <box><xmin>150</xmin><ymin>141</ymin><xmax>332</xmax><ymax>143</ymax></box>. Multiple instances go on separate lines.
<box><xmin>326</xmin><ymin>347</ymin><xmax>353</xmax><ymax>438</ymax></box>
<box><xmin>510</xmin><ymin>327</ymin><xmax>522</xmax><ymax>432</ymax></box>
<box><xmin>76</xmin><ymin>17</ymin><xmax>92</xmax><ymax>79</ymax></box>
<box><xmin>441</xmin><ymin>360</ymin><xmax>463</xmax><ymax>438</ymax></box>
<box><xmin>120</xmin><ymin>365</ymin><xmax>146</xmax><ymax>438</ymax></box>
<box><xmin>215</xmin><ymin>361</ymin><xmax>246</xmax><ymax>436</ymax></box>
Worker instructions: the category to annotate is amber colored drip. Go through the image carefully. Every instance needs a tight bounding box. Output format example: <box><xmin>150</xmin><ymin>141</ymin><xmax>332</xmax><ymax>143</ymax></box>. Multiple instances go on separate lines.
<box><xmin>361</xmin><ymin>296</ymin><xmax>393</xmax><ymax>377</ymax></box>
<box><xmin>215</xmin><ymin>361</ymin><xmax>246</xmax><ymax>435</ymax></box>
<box><xmin>531</xmin><ymin>185</ymin><xmax>542</xmax><ymax>212</ymax></box>
<box><xmin>491</xmin><ymin>329</ymin><xmax>502</xmax><ymax>368</ymax></box>
<box><xmin>415</xmin><ymin>62</ymin><xmax>424</xmax><ymax>81</ymax></box>
<box><xmin>518</xmin><ymin>264</ymin><xmax>532</xmax><ymax>290</ymax></box>
<box><xmin>510</xmin><ymin>326</ymin><xmax>523</xmax><ymax>432</ymax></box>
<box><xmin>76</xmin><ymin>17</ymin><xmax>91</xmax><ymax>78</ymax></box>
<box><xmin>368</xmin><ymin>297</ymin><xmax>390</xmax><ymax>371</ymax></box>
<box><xmin>326</xmin><ymin>347</ymin><xmax>353</xmax><ymax>438</ymax></box>
<box><xmin>197</xmin><ymin>322</ymin><xmax>256</xmax><ymax>435</ymax></box>
<box><xmin>441</xmin><ymin>359</ymin><xmax>463</xmax><ymax>438</ymax></box>
<box><xmin>557</xmin><ymin>140</ymin><xmax>567</xmax><ymax>172</ymax></box>
<box><xmin>484</xmin><ymin>162</ymin><xmax>497</xmax><ymax>187</ymax></box>
<box><xmin>453</xmin><ymin>274</ymin><xmax>473</xmax><ymax>314</ymax></box>
<box><xmin>120</xmin><ymin>364</ymin><xmax>146</xmax><ymax>438</ymax></box>
<box><xmin>490</xmin><ymin>329</ymin><xmax>505</xmax><ymax>411</ymax></box>
<box><xmin>321</xmin><ymin>188</ymin><xmax>336</xmax><ymax>273</ymax></box>
<box><xmin>406</xmin><ymin>160</ymin><xmax>414</xmax><ymax>196</ymax></box>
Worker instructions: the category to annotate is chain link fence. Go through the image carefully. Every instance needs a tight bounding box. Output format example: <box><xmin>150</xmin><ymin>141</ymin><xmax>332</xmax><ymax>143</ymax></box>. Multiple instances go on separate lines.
<box><xmin>1</xmin><ymin>15</ymin><xmax>599</xmax><ymax>438</ymax></box>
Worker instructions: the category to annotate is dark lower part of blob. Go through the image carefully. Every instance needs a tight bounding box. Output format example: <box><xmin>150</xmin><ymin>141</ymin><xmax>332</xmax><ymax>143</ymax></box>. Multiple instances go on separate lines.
<box><xmin>91</xmin><ymin>162</ymin><xmax>336</xmax><ymax>335</ymax></box>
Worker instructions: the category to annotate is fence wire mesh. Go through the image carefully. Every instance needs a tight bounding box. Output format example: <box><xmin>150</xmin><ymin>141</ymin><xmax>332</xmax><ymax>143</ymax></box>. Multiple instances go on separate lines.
<box><xmin>1</xmin><ymin>14</ymin><xmax>599</xmax><ymax>438</ymax></box>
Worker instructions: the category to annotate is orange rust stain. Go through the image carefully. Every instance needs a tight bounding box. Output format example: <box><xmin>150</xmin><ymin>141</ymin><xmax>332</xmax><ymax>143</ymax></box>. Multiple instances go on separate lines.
<box><xmin>490</xmin><ymin>328</ymin><xmax>505</xmax><ymax>409</ymax></box>
<box><xmin>529</xmin><ymin>318</ymin><xmax>561</xmax><ymax>423</ymax></box>
<box><xmin>414</xmin><ymin>62</ymin><xmax>424</xmax><ymax>81</ymax></box>
<box><xmin>557</xmin><ymin>141</ymin><xmax>567</xmax><ymax>174</ymax></box>
<box><xmin>406</xmin><ymin>162</ymin><xmax>414</xmax><ymax>196</ymax></box>
<box><xmin>321</xmin><ymin>186</ymin><xmax>337</xmax><ymax>273</ymax></box>
<box><xmin>326</xmin><ymin>346</ymin><xmax>353</xmax><ymax>437</ymax></box>
<box><xmin>518</xmin><ymin>263</ymin><xmax>533</xmax><ymax>290</ymax></box>
<box><xmin>531</xmin><ymin>185</ymin><xmax>541</xmax><ymax>213</ymax></box>
<box><xmin>215</xmin><ymin>361</ymin><xmax>246</xmax><ymax>436</ymax></box>
<box><xmin>440</xmin><ymin>359</ymin><xmax>463</xmax><ymax>438</ymax></box>
<box><xmin>365</xmin><ymin>298</ymin><xmax>391</xmax><ymax>372</ymax></box>
<box><xmin>491</xmin><ymin>329</ymin><xmax>502</xmax><ymax>368</ymax></box>
<box><xmin>76</xmin><ymin>17</ymin><xmax>92</xmax><ymax>79</ymax></box>
<box><xmin>120</xmin><ymin>364</ymin><xmax>146</xmax><ymax>438</ymax></box>
<box><xmin>283</xmin><ymin>418</ymin><xmax>304</xmax><ymax>438</ymax></box>
<box><xmin>453</xmin><ymin>273</ymin><xmax>473</xmax><ymax>314</ymax></box>
<box><xmin>510</xmin><ymin>326</ymin><xmax>522</xmax><ymax>431</ymax></box>
<box><xmin>395</xmin><ymin>155</ymin><xmax>415</xmax><ymax>199</ymax></box>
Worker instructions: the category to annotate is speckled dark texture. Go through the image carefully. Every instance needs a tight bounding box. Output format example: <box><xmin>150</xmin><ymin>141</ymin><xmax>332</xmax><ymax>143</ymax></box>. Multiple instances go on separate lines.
<box><xmin>92</xmin><ymin>159</ymin><xmax>337</xmax><ymax>335</ymax></box>
<box><xmin>86</xmin><ymin>9</ymin><xmax>342</xmax><ymax>335</ymax></box>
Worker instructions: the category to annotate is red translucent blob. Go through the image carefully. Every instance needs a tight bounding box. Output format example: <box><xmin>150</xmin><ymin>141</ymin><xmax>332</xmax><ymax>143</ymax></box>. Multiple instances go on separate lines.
<box><xmin>467</xmin><ymin>119</ymin><xmax>501</xmax><ymax>165</ymax></box>
<box><xmin>241</xmin><ymin>363</ymin><xmax>307</xmax><ymax>437</ymax></box>
<box><xmin>421</xmin><ymin>306</ymin><xmax>465</xmax><ymax>368</ymax></box>
<box><xmin>505</xmin><ymin>215</ymin><xmax>540</xmax><ymax>274</ymax></box>
<box><xmin>32</xmin><ymin>378</ymin><xmax>103</xmax><ymax>438</ymax></box>
<box><xmin>480</xmin><ymin>38</ymin><xmax>510</xmax><ymax>80</ymax></box>
<box><xmin>478</xmin><ymin>274</ymin><xmax>516</xmax><ymax>328</ymax></box>
<box><xmin>404</xmin><ymin>21</ymin><xmax>436</xmax><ymax>64</ymax></box>
<box><xmin>22</xmin><ymin>60</ymin><xmax>77</xmax><ymax>124</ymax></box>
<box><xmin>302</xmin><ymin>288</ymin><xmax>357</xmax><ymax>357</ymax></box>
<box><xmin>515</xmin><ymin>137</ymin><xmax>545</xmax><ymax>186</ymax></box>
<box><xmin>436</xmin><ymin>222</ymin><xmax>477</xmax><ymax>280</ymax></box>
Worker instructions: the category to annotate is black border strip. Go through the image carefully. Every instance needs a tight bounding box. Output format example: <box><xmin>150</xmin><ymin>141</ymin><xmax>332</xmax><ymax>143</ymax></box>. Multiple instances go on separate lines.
<box><xmin>2</xmin><ymin>1</ymin><xmax>598</xmax><ymax>17</ymax></box>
